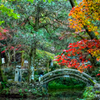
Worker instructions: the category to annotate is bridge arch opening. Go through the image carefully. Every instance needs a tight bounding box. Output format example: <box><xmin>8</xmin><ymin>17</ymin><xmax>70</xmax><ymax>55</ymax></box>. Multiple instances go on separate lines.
<box><xmin>47</xmin><ymin>77</ymin><xmax>86</xmax><ymax>90</ymax></box>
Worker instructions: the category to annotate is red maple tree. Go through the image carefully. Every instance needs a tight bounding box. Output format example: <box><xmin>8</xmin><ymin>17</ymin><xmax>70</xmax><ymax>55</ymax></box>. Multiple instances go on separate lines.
<box><xmin>54</xmin><ymin>39</ymin><xmax>100</xmax><ymax>72</ymax></box>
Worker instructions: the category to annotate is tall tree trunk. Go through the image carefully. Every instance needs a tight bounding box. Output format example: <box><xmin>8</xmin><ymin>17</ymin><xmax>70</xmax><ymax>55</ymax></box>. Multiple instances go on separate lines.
<box><xmin>13</xmin><ymin>48</ymin><xmax>16</xmax><ymax>68</ymax></box>
<box><xmin>28</xmin><ymin>44</ymin><xmax>34</xmax><ymax>82</ymax></box>
<box><xmin>21</xmin><ymin>52</ymin><xmax>24</xmax><ymax>68</ymax></box>
<box><xmin>6</xmin><ymin>50</ymin><xmax>10</xmax><ymax>67</ymax></box>
<box><xmin>28</xmin><ymin>2</ymin><xmax>40</xmax><ymax>83</ymax></box>
<box><xmin>0</xmin><ymin>52</ymin><xmax>4</xmax><ymax>89</ymax></box>
<box><xmin>69</xmin><ymin>0</ymin><xmax>75</xmax><ymax>7</ymax></box>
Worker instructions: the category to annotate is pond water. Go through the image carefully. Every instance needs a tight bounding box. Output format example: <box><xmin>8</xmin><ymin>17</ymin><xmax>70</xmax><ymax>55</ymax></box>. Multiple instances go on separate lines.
<box><xmin>0</xmin><ymin>88</ymin><xmax>84</xmax><ymax>100</ymax></box>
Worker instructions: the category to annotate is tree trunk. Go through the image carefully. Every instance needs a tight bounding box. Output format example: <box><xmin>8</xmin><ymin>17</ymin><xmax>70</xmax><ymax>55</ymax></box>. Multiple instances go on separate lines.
<box><xmin>69</xmin><ymin>0</ymin><xmax>75</xmax><ymax>7</ymax></box>
<box><xmin>28</xmin><ymin>2</ymin><xmax>40</xmax><ymax>83</ymax></box>
<box><xmin>13</xmin><ymin>48</ymin><xmax>16</xmax><ymax>68</ymax></box>
<box><xmin>21</xmin><ymin>52</ymin><xmax>24</xmax><ymax>68</ymax></box>
<box><xmin>46</xmin><ymin>61</ymin><xmax>49</xmax><ymax>72</ymax></box>
<box><xmin>28</xmin><ymin>46</ymin><xmax>33</xmax><ymax>82</ymax></box>
<box><xmin>6</xmin><ymin>50</ymin><xmax>11</xmax><ymax>67</ymax></box>
<box><xmin>0</xmin><ymin>52</ymin><xmax>4</xmax><ymax>89</ymax></box>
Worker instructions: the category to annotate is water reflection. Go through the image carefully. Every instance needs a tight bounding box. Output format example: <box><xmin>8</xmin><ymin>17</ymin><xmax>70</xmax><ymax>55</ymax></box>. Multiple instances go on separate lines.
<box><xmin>0</xmin><ymin>89</ymin><xmax>83</xmax><ymax>100</ymax></box>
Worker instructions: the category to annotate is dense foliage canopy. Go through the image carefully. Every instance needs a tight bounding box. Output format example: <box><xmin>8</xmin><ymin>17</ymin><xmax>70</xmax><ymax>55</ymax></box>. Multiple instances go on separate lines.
<box><xmin>54</xmin><ymin>0</ymin><xmax>100</xmax><ymax>72</ymax></box>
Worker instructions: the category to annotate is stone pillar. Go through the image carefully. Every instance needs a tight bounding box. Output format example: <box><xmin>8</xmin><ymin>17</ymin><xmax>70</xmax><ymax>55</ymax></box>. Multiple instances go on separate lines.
<box><xmin>39</xmin><ymin>74</ymin><xmax>43</xmax><ymax>82</ymax></box>
<box><xmin>51</xmin><ymin>61</ymin><xmax>53</xmax><ymax>67</ymax></box>
<box><xmin>18</xmin><ymin>69</ymin><xmax>22</xmax><ymax>82</ymax></box>
<box><xmin>39</xmin><ymin>76</ymin><xmax>41</xmax><ymax>82</ymax></box>
<box><xmin>50</xmin><ymin>61</ymin><xmax>54</xmax><ymax>71</ymax></box>
<box><xmin>14</xmin><ymin>65</ymin><xmax>22</xmax><ymax>82</ymax></box>
<box><xmin>30</xmin><ymin>66</ymin><xmax>34</xmax><ymax>82</ymax></box>
<box><xmin>15</xmin><ymin>68</ymin><xmax>19</xmax><ymax>82</ymax></box>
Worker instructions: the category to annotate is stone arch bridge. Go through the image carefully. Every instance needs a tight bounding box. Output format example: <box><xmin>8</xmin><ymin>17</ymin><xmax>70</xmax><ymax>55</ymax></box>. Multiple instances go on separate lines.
<box><xmin>39</xmin><ymin>68</ymin><xmax>97</xmax><ymax>86</ymax></box>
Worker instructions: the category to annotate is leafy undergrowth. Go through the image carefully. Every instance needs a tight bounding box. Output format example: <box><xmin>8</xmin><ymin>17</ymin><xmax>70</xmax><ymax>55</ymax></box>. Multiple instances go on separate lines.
<box><xmin>0</xmin><ymin>81</ymin><xmax>47</xmax><ymax>98</ymax></box>
<box><xmin>48</xmin><ymin>80</ymin><xmax>86</xmax><ymax>90</ymax></box>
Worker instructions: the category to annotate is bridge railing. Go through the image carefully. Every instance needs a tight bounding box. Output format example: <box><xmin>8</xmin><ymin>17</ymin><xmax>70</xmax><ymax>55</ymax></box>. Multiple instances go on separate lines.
<box><xmin>39</xmin><ymin>68</ymin><xmax>92</xmax><ymax>81</ymax></box>
<box><xmin>39</xmin><ymin>68</ymin><xmax>97</xmax><ymax>85</ymax></box>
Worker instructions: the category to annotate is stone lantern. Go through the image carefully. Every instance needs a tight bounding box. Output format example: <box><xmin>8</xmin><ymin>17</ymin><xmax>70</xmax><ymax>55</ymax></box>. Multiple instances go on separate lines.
<box><xmin>14</xmin><ymin>65</ymin><xmax>22</xmax><ymax>82</ymax></box>
<box><xmin>50</xmin><ymin>61</ymin><xmax>53</xmax><ymax>67</ymax></box>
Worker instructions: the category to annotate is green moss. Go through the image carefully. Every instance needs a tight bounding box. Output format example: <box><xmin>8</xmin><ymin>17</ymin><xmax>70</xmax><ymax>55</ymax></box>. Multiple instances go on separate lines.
<box><xmin>36</xmin><ymin>49</ymin><xmax>55</xmax><ymax>60</ymax></box>
<box><xmin>88</xmin><ymin>78</ymin><xmax>96</xmax><ymax>85</ymax></box>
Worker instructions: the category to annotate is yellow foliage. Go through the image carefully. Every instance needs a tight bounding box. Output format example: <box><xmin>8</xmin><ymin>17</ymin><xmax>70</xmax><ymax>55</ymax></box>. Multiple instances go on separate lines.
<box><xmin>68</xmin><ymin>0</ymin><xmax>100</xmax><ymax>35</ymax></box>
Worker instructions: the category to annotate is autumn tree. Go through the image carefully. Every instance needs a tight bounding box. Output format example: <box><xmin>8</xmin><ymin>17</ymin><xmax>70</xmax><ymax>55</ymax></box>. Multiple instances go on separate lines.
<box><xmin>68</xmin><ymin>0</ymin><xmax>100</xmax><ymax>38</ymax></box>
<box><xmin>0</xmin><ymin>0</ymin><xmax>20</xmax><ymax>88</ymax></box>
<box><xmin>54</xmin><ymin>0</ymin><xmax>100</xmax><ymax>73</ymax></box>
